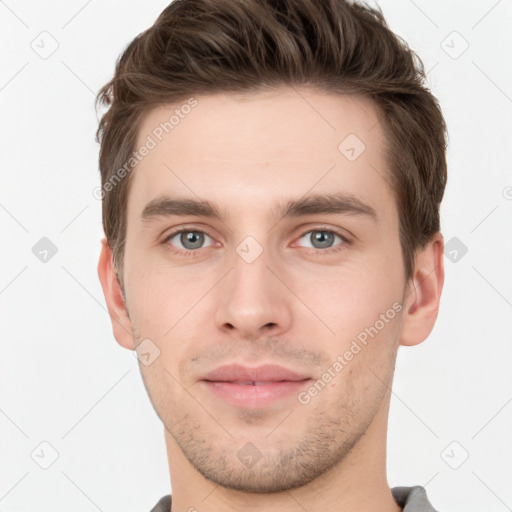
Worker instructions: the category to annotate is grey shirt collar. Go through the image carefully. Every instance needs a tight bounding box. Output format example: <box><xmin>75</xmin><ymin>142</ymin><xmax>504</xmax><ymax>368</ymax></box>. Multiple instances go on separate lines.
<box><xmin>150</xmin><ymin>485</ymin><xmax>439</xmax><ymax>511</ymax></box>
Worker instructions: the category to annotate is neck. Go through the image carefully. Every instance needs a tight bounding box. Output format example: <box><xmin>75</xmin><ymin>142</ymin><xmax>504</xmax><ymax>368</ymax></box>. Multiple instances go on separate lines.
<box><xmin>165</xmin><ymin>390</ymin><xmax>401</xmax><ymax>512</ymax></box>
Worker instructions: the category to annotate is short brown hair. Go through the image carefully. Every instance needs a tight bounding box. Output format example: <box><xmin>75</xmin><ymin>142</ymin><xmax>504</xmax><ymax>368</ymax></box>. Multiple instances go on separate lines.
<box><xmin>96</xmin><ymin>0</ymin><xmax>447</xmax><ymax>284</ymax></box>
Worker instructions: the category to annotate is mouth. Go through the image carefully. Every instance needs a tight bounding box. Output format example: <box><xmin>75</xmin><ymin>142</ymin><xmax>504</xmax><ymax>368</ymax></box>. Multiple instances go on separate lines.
<box><xmin>202</xmin><ymin>363</ymin><xmax>310</xmax><ymax>382</ymax></box>
<box><xmin>200</xmin><ymin>364</ymin><xmax>312</xmax><ymax>408</ymax></box>
<box><xmin>214</xmin><ymin>381</ymin><xmax>292</xmax><ymax>385</ymax></box>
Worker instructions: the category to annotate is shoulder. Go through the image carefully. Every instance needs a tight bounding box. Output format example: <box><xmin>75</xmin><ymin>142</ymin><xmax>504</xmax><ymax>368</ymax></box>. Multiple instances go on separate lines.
<box><xmin>392</xmin><ymin>486</ymin><xmax>440</xmax><ymax>512</ymax></box>
<box><xmin>149</xmin><ymin>494</ymin><xmax>172</xmax><ymax>512</ymax></box>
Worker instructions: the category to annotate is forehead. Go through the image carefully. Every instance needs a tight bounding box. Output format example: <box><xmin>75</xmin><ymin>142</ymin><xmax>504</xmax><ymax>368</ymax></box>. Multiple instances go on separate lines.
<box><xmin>128</xmin><ymin>87</ymin><xmax>395</xmax><ymax>224</ymax></box>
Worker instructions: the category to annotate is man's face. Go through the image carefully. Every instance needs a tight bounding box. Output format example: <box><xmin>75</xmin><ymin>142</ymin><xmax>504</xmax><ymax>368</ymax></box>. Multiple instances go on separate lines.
<box><xmin>121</xmin><ymin>88</ymin><xmax>410</xmax><ymax>492</ymax></box>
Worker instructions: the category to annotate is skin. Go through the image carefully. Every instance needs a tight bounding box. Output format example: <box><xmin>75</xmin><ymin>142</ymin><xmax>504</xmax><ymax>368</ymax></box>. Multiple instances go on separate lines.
<box><xmin>98</xmin><ymin>87</ymin><xmax>444</xmax><ymax>512</ymax></box>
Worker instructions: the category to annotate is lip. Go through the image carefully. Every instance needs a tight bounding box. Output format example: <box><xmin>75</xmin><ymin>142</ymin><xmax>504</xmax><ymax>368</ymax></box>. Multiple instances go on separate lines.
<box><xmin>201</xmin><ymin>364</ymin><xmax>312</xmax><ymax>408</ymax></box>
<box><xmin>202</xmin><ymin>363</ymin><xmax>310</xmax><ymax>383</ymax></box>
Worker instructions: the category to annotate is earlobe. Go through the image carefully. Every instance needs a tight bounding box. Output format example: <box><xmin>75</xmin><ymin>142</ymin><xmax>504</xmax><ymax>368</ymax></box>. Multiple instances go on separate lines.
<box><xmin>97</xmin><ymin>238</ymin><xmax>135</xmax><ymax>350</ymax></box>
<box><xmin>400</xmin><ymin>233</ymin><xmax>445</xmax><ymax>347</ymax></box>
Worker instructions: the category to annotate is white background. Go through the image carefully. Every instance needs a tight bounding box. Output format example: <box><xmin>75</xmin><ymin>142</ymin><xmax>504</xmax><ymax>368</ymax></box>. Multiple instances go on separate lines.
<box><xmin>1</xmin><ymin>0</ymin><xmax>511</xmax><ymax>511</ymax></box>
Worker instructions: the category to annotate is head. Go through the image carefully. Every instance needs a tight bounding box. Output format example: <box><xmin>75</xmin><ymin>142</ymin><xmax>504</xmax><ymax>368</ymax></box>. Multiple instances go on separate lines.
<box><xmin>97</xmin><ymin>0</ymin><xmax>446</xmax><ymax>495</ymax></box>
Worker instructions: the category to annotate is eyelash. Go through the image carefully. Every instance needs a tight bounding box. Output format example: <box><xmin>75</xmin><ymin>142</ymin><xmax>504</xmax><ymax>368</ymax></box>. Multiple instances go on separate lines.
<box><xmin>161</xmin><ymin>225</ymin><xmax>350</xmax><ymax>257</ymax></box>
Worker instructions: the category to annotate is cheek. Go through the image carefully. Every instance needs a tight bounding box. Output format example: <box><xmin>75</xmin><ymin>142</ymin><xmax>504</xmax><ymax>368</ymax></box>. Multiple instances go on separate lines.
<box><xmin>124</xmin><ymin>261</ymin><xmax>213</xmax><ymax>341</ymax></box>
<box><xmin>289</xmin><ymin>257</ymin><xmax>402</xmax><ymax>340</ymax></box>
<box><xmin>127</xmin><ymin>267</ymin><xmax>199</xmax><ymax>403</ymax></box>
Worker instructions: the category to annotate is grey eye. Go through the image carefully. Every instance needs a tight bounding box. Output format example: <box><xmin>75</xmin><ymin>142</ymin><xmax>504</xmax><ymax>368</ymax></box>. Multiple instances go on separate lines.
<box><xmin>298</xmin><ymin>230</ymin><xmax>342</xmax><ymax>250</ymax></box>
<box><xmin>167</xmin><ymin>230</ymin><xmax>214</xmax><ymax>251</ymax></box>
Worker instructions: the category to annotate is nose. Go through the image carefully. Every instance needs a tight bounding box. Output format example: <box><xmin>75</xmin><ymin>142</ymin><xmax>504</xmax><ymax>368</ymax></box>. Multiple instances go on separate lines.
<box><xmin>214</xmin><ymin>243</ymin><xmax>292</xmax><ymax>341</ymax></box>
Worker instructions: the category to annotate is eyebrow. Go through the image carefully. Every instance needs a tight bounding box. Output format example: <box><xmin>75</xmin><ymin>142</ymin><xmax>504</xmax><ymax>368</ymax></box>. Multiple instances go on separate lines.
<box><xmin>141</xmin><ymin>192</ymin><xmax>377</xmax><ymax>223</ymax></box>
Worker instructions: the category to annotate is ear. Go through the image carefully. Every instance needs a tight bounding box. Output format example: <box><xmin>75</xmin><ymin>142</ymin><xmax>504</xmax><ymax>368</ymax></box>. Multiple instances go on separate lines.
<box><xmin>97</xmin><ymin>238</ymin><xmax>135</xmax><ymax>350</ymax></box>
<box><xmin>400</xmin><ymin>233</ymin><xmax>445</xmax><ymax>347</ymax></box>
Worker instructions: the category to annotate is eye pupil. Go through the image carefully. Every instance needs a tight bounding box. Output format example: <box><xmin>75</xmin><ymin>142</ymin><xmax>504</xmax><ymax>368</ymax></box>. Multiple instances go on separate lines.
<box><xmin>311</xmin><ymin>231</ymin><xmax>334</xmax><ymax>249</ymax></box>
